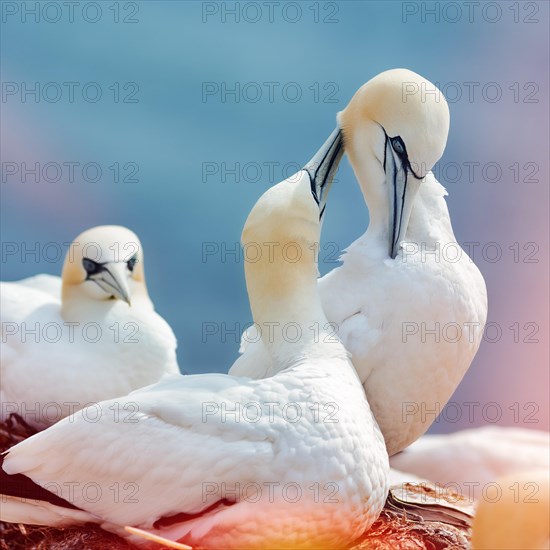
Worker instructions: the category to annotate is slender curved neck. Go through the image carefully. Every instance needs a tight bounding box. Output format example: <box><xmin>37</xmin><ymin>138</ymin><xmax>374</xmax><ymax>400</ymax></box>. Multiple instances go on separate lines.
<box><xmin>362</xmin><ymin>183</ymin><xmax>390</xmax><ymax>245</ymax></box>
<box><xmin>244</xmin><ymin>237</ymin><xmax>339</xmax><ymax>370</ymax></box>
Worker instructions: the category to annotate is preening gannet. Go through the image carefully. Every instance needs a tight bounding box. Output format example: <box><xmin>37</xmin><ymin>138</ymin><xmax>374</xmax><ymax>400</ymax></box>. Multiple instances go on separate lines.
<box><xmin>0</xmin><ymin>133</ymin><xmax>389</xmax><ymax>549</ymax></box>
<box><xmin>230</xmin><ymin>69</ymin><xmax>488</xmax><ymax>456</ymax></box>
<box><xmin>0</xmin><ymin>225</ymin><xmax>179</xmax><ymax>429</ymax></box>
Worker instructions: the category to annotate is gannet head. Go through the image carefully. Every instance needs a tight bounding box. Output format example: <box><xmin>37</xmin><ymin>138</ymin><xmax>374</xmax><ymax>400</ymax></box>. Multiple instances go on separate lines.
<box><xmin>341</xmin><ymin>68</ymin><xmax>450</xmax><ymax>258</ymax></box>
<box><xmin>244</xmin><ymin>126</ymin><xmax>343</xmax><ymax>249</ymax></box>
<box><xmin>243</xmin><ymin>173</ymin><xmax>320</xmax><ymax>250</ymax></box>
<box><xmin>61</xmin><ymin>225</ymin><xmax>147</xmax><ymax>308</ymax></box>
<box><xmin>242</xmin><ymin>129</ymin><xmax>343</xmax><ymax>334</ymax></box>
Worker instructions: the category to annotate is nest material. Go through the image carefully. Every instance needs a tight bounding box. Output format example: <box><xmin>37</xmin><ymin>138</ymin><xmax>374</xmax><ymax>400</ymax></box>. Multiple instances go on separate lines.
<box><xmin>0</xmin><ymin>413</ymin><xmax>37</xmax><ymax>449</ymax></box>
<box><xmin>352</xmin><ymin>508</ymin><xmax>470</xmax><ymax>549</ymax></box>
<box><xmin>0</xmin><ymin>522</ymin><xmax>135</xmax><ymax>550</ymax></box>
<box><xmin>0</xmin><ymin>416</ymin><xmax>471</xmax><ymax>549</ymax></box>
<box><xmin>0</xmin><ymin>415</ymin><xmax>137</xmax><ymax>549</ymax></box>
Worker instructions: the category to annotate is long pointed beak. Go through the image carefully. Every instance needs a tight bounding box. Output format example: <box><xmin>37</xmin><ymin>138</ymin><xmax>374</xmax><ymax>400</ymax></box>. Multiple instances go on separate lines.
<box><xmin>89</xmin><ymin>262</ymin><xmax>132</xmax><ymax>306</ymax></box>
<box><xmin>385</xmin><ymin>136</ymin><xmax>421</xmax><ymax>259</ymax></box>
<box><xmin>304</xmin><ymin>126</ymin><xmax>344</xmax><ymax>218</ymax></box>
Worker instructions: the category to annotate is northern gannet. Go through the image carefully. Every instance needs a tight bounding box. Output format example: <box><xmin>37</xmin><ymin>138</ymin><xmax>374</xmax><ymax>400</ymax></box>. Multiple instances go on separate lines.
<box><xmin>230</xmin><ymin>69</ymin><xmax>488</xmax><ymax>456</ymax></box>
<box><xmin>390</xmin><ymin>426</ymin><xmax>550</xmax><ymax>490</ymax></box>
<box><xmin>0</xmin><ymin>134</ymin><xmax>390</xmax><ymax>549</ymax></box>
<box><xmin>391</xmin><ymin>429</ymin><xmax>550</xmax><ymax>548</ymax></box>
<box><xmin>0</xmin><ymin>225</ymin><xmax>179</xmax><ymax>429</ymax></box>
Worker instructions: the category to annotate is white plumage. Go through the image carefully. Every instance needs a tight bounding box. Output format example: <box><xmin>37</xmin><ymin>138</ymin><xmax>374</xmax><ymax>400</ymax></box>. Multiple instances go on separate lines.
<box><xmin>230</xmin><ymin>69</ymin><xmax>488</xmax><ymax>456</ymax></box>
<box><xmin>390</xmin><ymin>426</ymin><xmax>550</xmax><ymax>489</ymax></box>
<box><xmin>0</xmin><ymin>148</ymin><xmax>389</xmax><ymax>549</ymax></box>
<box><xmin>0</xmin><ymin>226</ymin><xmax>179</xmax><ymax>428</ymax></box>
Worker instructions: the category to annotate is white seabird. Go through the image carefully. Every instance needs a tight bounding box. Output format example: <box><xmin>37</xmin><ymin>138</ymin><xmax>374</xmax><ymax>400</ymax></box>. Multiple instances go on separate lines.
<box><xmin>390</xmin><ymin>426</ymin><xmax>550</xmax><ymax>489</ymax></box>
<box><xmin>0</xmin><ymin>135</ymin><xmax>389</xmax><ymax>550</ymax></box>
<box><xmin>0</xmin><ymin>225</ymin><xmax>179</xmax><ymax>428</ymax></box>
<box><xmin>391</xmin><ymin>428</ymin><xmax>550</xmax><ymax>548</ymax></box>
<box><xmin>230</xmin><ymin>69</ymin><xmax>488</xmax><ymax>456</ymax></box>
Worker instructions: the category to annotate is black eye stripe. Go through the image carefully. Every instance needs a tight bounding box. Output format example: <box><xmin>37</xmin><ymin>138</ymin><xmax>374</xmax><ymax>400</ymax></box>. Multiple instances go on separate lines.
<box><xmin>82</xmin><ymin>257</ymin><xmax>105</xmax><ymax>277</ymax></box>
<box><xmin>385</xmin><ymin>133</ymin><xmax>423</xmax><ymax>181</ymax></box>
<box><xmin>390</xmin><ymin>136</ymin><xmax>406</xmax><ymax>157</ymax></box>
<box><xmin>127</xmin><ymin>255</ymin><xmax>138</xmax><ymax>272</ymax></box>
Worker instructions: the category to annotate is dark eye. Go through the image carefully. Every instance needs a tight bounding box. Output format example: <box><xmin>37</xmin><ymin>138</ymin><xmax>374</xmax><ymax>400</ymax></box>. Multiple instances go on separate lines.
<box><xmin>390</xmin><ymin>136</ymin><xmax>406</xmax><ymax>156</ymax></box>
<box><xmin>82</xmin><ymin>257</ymin><xmax>103</xmax><ymax>276</ymax></box>
<box><xmin>127</xmin><ymin>255</ymin><xmax>137</xmax><ymax>272</ymax></box>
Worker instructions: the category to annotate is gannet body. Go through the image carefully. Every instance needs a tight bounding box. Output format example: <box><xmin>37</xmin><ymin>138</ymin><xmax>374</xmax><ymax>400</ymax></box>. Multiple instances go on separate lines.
<box><xmin>0</xmin><ymin>136</ymin><xmax>389</xmax><ymax>549</ymax></box>
<box><xmin>231</xmin><ymin>69</ymin><xmax>488</xmax><ymax>455</ymax></box>
<box><xmin>390</xmin><ymin>427</ymin><xmax>550</xmax><ymax>548</ymax></box>
<box><xmin>0</xmin><ymin>226</ymin><xmax>179</xmax><ymax>429</ymax></box>
<box><xmin>390</xmin><ymin>426</ymin><xmax>550</xmax><ymax>489</ymax></box>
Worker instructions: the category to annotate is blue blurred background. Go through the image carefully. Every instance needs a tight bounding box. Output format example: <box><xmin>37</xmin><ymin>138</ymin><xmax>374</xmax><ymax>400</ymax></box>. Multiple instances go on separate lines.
<box><xmin>1</xmin><ymin>1</ymin><xmax>548</xmax><ymax>433</ymax></box>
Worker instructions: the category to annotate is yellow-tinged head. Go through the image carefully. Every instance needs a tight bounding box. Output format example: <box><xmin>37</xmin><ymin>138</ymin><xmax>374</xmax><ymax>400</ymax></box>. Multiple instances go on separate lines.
<box><xmin>243</xmin><ymin>173</ymin><xmax>320</xmax><ymax>251</ymax></box>
<box><xmin>242</xmin><ymin>129</ymin><xmax>343</xmax><ymax>346</ymax></box>
<box><xmin>341</xmin><ymin>68</ymin><xmax>450</xmax><ymax>258</ymax></box>
<box><xmin>61</xmin><ymin>225</ymin><xmax>149</xmax><ymax>310</ymax></box>
<box><xmin>242</xmin><ymin>172</ymin><xmax>323</xmax><ymax>331</ymax></box>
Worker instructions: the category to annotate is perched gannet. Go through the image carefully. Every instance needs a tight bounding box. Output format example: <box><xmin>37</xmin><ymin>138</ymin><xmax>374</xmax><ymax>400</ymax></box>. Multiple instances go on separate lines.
<box><xmin>231</xmin><ymin>69</ymin><xmax>488</xmax><ymax>456</ymax></box>
<box><xmin>472</xmin><ymin>470</ymin><xmax>550</xmax><ymax>550</ymax></box>
<box><xmin>0</xmin><ymin>133</ymin><xmax>389</xmax><ymax>549</ymax></box>
<box><xmin>390</xmin><ymin>426</ymin><xmax>550</xmax><ymax>489</ymax></box>
<box><xmin>0</xmin><ymin>226</ymin><xmax>179</xmax><ymax>428</ymax></box>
